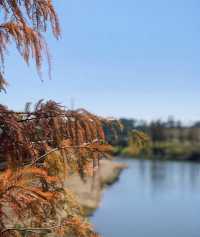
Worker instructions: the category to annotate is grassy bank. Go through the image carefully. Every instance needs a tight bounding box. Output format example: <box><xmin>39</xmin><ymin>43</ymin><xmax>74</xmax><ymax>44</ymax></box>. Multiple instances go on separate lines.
<box><xmin>113</xmin><ymin>142</ymin><xmax>200</xmax><ymax>162</ymax></box>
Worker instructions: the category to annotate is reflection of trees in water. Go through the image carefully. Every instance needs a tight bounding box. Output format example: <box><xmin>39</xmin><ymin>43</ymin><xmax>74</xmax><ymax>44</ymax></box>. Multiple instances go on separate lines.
<box><xmin>188</xmin><ymin>163</ymin><xmax>200</xmax><ymax>191</ymax></box>
<box><xmin>149</xmin><ymin>161</ymin><xmax>169</xmax><ymax>194</ymax></box>
<box><xmin>137</xmin><ymin>160</ymin><xmax>200</xmax><ymax>195</ymax></box>
<box><xmin>138</xmin><ymin>159</ymin><xmax>148</xmax><ymax>183</ymax></box>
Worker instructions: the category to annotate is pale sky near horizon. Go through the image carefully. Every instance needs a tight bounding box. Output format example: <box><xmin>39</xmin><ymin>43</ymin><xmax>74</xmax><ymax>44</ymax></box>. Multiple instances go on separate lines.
<box><xmin>1</xmin><ymin>0</ymin><xmax>200</xmax><ymax>122</ymax></box>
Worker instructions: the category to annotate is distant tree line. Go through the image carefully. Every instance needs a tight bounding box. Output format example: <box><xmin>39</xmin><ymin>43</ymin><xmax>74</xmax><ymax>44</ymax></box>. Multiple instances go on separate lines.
<box><xmin>110</xmin><ymin>117</ymin><xmax>200</xmax><ymax>147</ymax></box>
<box><xmin>107</xmin><ymin>117</ymin><xmax>200</xmax><ymax>160</ymax></box>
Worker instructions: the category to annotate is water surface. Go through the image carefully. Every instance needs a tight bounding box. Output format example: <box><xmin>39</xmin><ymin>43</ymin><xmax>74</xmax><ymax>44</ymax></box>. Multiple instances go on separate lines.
<box><xmin>91</xmin><ymin>158</ymin><xmax>200</xmax><ymax>237</ymax></box>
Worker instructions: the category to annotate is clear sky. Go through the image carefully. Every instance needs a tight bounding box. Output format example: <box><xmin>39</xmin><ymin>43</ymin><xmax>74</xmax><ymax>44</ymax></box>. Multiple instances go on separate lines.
<box><xmin>1</xmin><ymin>0</ymin><xmax>200</xmax><ymax>122</ymax></box>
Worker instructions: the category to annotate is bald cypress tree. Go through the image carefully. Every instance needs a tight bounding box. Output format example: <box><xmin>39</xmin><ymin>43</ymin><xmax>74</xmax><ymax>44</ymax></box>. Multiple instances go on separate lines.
<box><xmin>0</xmin><ymin>0</ymin><xmax>60</xmax><ymax>91</ymax></box>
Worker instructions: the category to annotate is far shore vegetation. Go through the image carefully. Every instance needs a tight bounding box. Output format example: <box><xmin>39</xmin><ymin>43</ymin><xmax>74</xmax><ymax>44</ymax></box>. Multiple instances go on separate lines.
<box><xmin>109</xmin><ymin>118</ymin><xmax>200</xmax><ymax>162</ymax></box>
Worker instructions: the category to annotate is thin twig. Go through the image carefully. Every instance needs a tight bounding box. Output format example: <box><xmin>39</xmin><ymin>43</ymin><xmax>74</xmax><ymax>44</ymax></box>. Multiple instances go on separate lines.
<box><xmin>1</xmin><ymin>224</ymin><xmax>63</xmax><ymax>234</ymax></box>
<box><xmin>27</xmin><ymin>144</ymin><xmax>104</xmax><ymax>167</ymax></box>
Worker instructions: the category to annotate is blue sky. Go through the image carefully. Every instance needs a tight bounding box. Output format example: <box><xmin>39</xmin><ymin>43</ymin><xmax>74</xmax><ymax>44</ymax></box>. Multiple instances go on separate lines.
<box><xmin>1</xmin><ymin>0</ymin><xmax>200</xmax><ymax>122</ymax></box>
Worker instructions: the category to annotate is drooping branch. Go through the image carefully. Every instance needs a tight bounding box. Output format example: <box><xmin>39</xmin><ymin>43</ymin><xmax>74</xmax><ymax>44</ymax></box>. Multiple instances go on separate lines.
<box><xmin>0</xmin><ymin>0</ymin><xmax>60</xmax><ymax>91</ymax></box>
<box><xmin>0</xmin><ymin>0</ymin><xmax>60</xmax><ymax>37</ymax></box>
<box><xmin>0</xmin><ymin>100</ymin><xmax>116</xmax><ymax>174</ymax></box>
<box><xmin>0</xmin><ymin>100</ymin><xmax>119</xmax><ymax>237</ymax></box>
<box><xmin>27</xmin><ymin>143</ymin><xmax>113</xmax><ymax>168</ymax></box>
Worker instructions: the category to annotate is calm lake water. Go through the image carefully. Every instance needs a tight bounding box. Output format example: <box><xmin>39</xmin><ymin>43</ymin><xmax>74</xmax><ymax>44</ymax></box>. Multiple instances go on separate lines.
<box><xmin>91</xmin><ymin>158</ymin><xmax>200</xmax><ymax>237</ymax></box>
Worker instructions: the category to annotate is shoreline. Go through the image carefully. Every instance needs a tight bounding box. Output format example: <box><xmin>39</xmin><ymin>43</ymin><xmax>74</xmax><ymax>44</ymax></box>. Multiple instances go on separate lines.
<box><xmin>65</xmin><ymin>159</ymin><xmax>128</xmax><ymax>216</ymax></box>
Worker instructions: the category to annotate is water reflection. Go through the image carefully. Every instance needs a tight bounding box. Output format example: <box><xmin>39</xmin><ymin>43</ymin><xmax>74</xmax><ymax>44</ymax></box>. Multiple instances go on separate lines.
<box><xmin>133</xmin><ymin>159</ymin><xmax>200</xmax><ymax>195</ymax></box>
<box><xmin>91</xmin><ymin>158</ymin><xmax>200</xmax><ymax>237</ymax></box>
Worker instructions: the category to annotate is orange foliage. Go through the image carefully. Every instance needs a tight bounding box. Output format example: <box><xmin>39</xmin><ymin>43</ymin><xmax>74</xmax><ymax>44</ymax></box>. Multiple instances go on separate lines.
<box><xmin>0</xmin><ymin>0</ymin><xmax>60</xmax><ymax>91</ymax></box>
<box><xmin>0</xmin><ymin>2</ymin><xmax>116</xmax><ymax>237</ymax></box>
<box><xmin>0</xmin><ymin>100</ymin><xmax>119</xmax><ymax>237</ymax></box>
